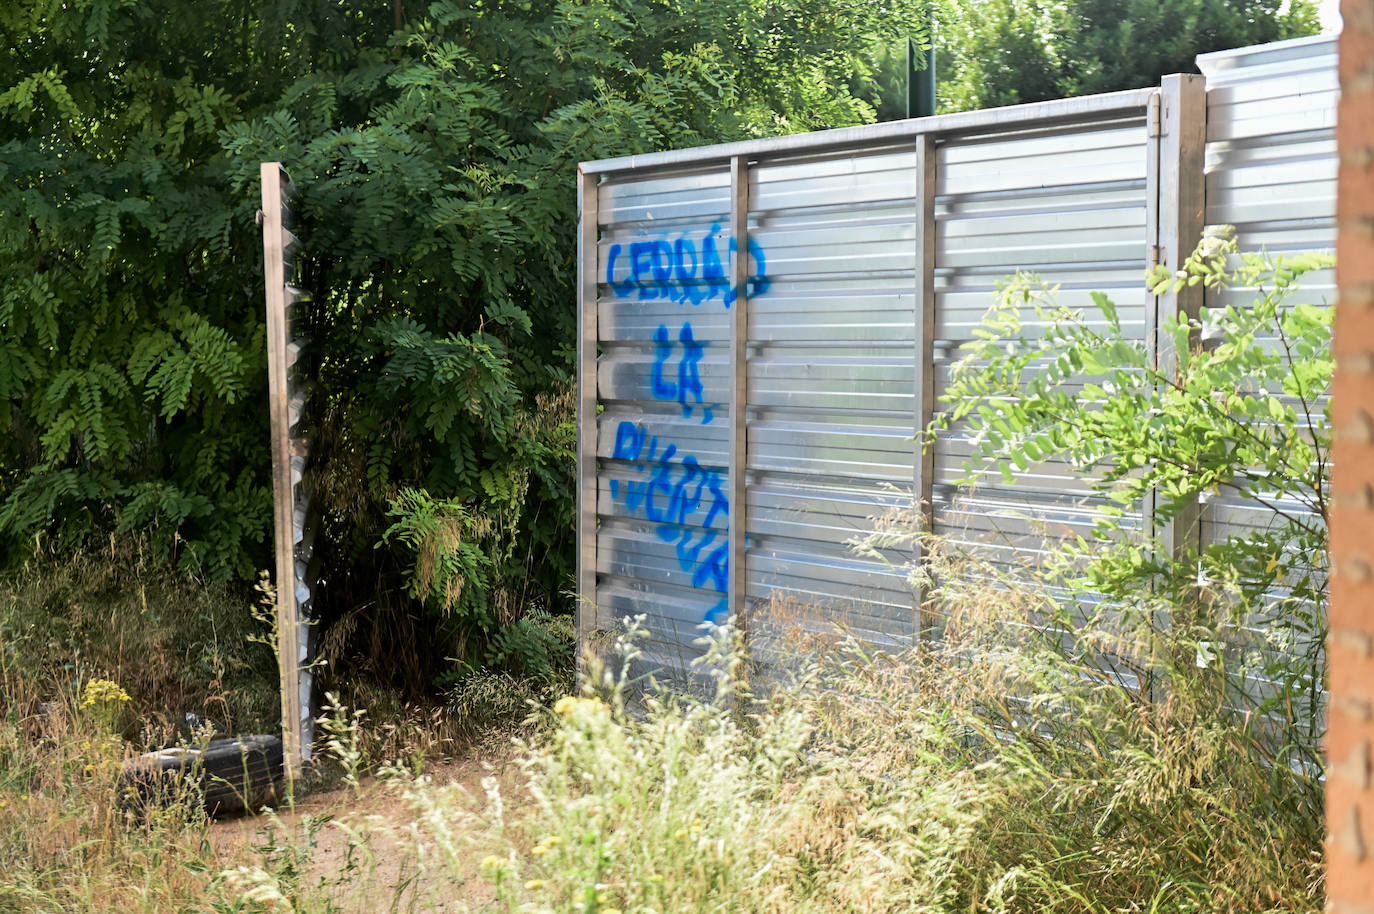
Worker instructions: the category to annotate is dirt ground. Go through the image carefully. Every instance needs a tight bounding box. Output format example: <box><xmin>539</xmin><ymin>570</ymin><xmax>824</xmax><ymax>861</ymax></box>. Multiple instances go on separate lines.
<box><xmin>209</xmin><ymin>739</ymin><xmax>525</xmax><ymax>912</ymax></box>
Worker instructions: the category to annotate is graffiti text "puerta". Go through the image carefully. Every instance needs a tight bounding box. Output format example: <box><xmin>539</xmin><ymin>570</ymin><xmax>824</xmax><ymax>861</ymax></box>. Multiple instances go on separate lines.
<box><xmin>608</xmin><ymin>421</ymin><xmax>729</xmax><ymax>623</ymax></box>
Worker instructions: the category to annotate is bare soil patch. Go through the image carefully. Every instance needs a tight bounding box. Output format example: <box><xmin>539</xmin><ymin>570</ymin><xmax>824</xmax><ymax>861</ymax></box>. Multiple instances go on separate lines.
<box><xmin>209</xmin><ymin>738</ymin><xmax>524</xmax><ymax>912</ymax></box>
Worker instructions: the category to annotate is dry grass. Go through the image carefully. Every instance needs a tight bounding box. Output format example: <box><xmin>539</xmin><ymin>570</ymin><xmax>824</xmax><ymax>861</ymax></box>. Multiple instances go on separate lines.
<box><xmin>223</xmin><ymin>568</ymin><xmax>1323</xmax><ymax>913</ymax></box>
<box><xmin>0</xmin><ymin>536</ymin><xmax>1325</xmax><ymax>913</ymax></box>
<box><xmin>0</xmin><ymin>539</ymin><xmax>275</xmax><ymax>912</ymax></box>
<box><xmin>0</xmin><ymin>691</ymin><xmax>226</xmax><ymax>912</ymax></box>
<box><xmin>0</xmin><ymin>537</ymin><xmax>278</xmax><ymax>742</ymax></box>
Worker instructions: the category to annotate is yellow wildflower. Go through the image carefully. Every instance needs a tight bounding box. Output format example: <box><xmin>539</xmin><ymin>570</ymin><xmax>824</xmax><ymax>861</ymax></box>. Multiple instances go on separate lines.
<box><xmin>80</xmin><ymin>679</ymin><xmax>131</xmax><ymax>709</ymax></box>
<box><xmin>554</xmin><ymin>696</ymin><xmax>606</xmax><ymax>716</ymax></box>
<box><xmin>524</xmin><ymin>879</ymin><xmax>545</xmax><ymax>890</ymax></box>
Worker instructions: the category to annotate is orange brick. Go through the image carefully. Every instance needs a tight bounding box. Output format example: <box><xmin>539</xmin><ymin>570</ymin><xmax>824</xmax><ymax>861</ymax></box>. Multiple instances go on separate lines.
<box><xmin>1331</xmin><ymin>5</ymin><xmax>1374</xmax><ymax>906</ymax></box>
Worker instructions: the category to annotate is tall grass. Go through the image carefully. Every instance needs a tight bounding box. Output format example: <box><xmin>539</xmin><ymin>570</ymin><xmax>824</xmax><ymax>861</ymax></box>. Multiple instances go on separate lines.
<box><xmin>383</xmin><ymin>591</ymin><xmax>1321</xmax><ymax>913</ymax></box>
<box><xmin>0</xmin><ymin>535</ymin><xmax>1324</xmax><ymax>912</ymax></box>
<box><xmin>0</xmin><ymin>538</ymin><xmax>274</xmax><ymax>913</ymax></box>
<box><xmin>0</xmin><ymin>536</ymin><xmax>279</xmax><ymax>741</ymax></box>
<box><xmin>0</xmin><ymin>680</ymin><xmax>221</xmax><ymax>912</ymax></box>
<box><xmin>228</xmin><ymin>558</ymin><xmax>1322</xmax><ymax>913</ymax></box>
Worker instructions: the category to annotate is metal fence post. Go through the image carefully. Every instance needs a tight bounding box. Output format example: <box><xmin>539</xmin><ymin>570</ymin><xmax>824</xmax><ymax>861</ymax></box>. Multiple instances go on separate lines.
<box><xmin>728</xmin><ymin>156</ymin><xmax>750</xmax><ymax>636</ymax></box>
<box><xmin>914</xmin><ymin>133</ymin><xmax>937</xmax><ymax>642</ymax></box>
<box><xmin>576</xmin><ymin>167</ymin><xmax>599</xmax><ymax>653</ymax></box>
<box><xmin>1147</xmin><ymin>74</ymin><xmax>1207</xmax><ymax>561</ymax></box>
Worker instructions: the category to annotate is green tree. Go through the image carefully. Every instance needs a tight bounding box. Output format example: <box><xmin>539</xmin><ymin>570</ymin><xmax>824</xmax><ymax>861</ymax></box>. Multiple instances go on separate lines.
<box><xmin>0</xmin><ymin>0</ymin><xmax>930</xmax><ymax>689</ymax></box>
<box><xmin>0</xmin><ymin>1</ymin><xmax>348</xmax><ymax>580</ymax></box>
<box><xmin>932</xmin><ymin>0</ymin><xmax>1320</xmax><ymax>112</ymax></box>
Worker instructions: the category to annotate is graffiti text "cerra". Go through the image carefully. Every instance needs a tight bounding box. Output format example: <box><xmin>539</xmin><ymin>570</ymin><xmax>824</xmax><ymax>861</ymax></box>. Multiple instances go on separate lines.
<box><xmin>605</xmin><ymin>225</ymin><xmax>770</xmax><ymax>307</ymax></box>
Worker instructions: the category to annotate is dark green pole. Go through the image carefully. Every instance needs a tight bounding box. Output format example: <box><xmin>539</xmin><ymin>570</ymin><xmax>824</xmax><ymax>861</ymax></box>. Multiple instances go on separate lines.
<box><xmin>907</xmin><ymin>30</ymin><xmax>936</xmax><ymax>118</ymax></box>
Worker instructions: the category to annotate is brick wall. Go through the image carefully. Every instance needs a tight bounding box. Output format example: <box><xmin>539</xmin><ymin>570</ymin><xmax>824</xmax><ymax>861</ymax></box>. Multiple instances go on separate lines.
<box><xmin>1329</xmin><ymin>2</ymin><xmax>1374</xmax><ymax>909</ymax></box>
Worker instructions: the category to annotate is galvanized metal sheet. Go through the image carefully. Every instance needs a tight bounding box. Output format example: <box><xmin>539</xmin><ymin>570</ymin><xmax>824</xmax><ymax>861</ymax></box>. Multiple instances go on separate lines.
<box><xmin>931</xmin><ymin>117</ymin><xmax>1149</xmax><ymax>582</ymax></box>
<box><xmin>1200</xmin><ymin>35</ymin><xmax>1337</xmax><ymax>267</ymax></box>
<box><xmin>581</xmin><ymin>35</ymin><xmax>1335</xmax><ymax>684</ymax></box>
<box><xmin>1197</xmin><ymin>36</ymin><xmax>1334</xmax><ymax>564</ymax></box>
<box><xmin>739</xmin><ymin>146</ymin><xmax>919</xmax><ymax>648</ymax></box>
<box><xmin>594</xmin><ymin>166</ymin><xmax>736</xmax><ymax>671</ymax></box>
<box><xmin>1192</xmin><ymin>36</ymin><xmax>1334</xmax><ymax>718</ymax></box>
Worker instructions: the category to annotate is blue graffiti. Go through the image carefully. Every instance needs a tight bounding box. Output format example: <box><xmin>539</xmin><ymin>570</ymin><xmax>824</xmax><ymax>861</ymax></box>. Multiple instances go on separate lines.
<box><xmin>608</xmin><ymin>419</ymin><xmax>730</xmax><ymax>623</ymax></box>
<box><xmin>650</xmin><ymin>325</ymin><xmax>677</xmax><ymax>399</ymax></box>
<box><xmin>600</xmin><ymin>224</ymin><xmax>775</xmax><ymax>624</ymax></box>
<box><xmin>650</xmin><ymin>322</ymin><xmax>708</xmax><ymax>421</ymax></box>
<box><xmin>605</xmin><ymin>224</ymin><xmax>770</xmax><ymax>307</ymax></box>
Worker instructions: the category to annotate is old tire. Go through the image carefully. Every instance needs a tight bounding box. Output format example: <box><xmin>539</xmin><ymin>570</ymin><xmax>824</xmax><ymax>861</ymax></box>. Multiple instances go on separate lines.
<box><xmin>121</xmin><ymin>734</ymin><xmax>284</xmax><ymax>817</ymax></box>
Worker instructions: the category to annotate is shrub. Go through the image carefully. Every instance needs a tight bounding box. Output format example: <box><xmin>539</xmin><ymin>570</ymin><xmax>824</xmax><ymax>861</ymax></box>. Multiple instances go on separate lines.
<box><xmin>934</xmin><ymin>231</ymin><xmax>1332</xmax><ymax>769</ymax></box>
<box><xmin>1</xmin><ymin>0</ymin><xmax>932</xmax><ymax>691</ymax></box>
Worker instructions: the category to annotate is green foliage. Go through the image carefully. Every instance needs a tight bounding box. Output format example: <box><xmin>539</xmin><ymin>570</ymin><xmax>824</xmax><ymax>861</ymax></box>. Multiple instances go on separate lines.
<box><xmin>932</xmin><ymin>0</ymin><xmax>1320</xmax><ymax>112</ymax></box>
<box><xmin>0</xmin><ymin>0</ymin><xmax>299</xmax><ymax>580</ymax></box>
<box><xmin>1</xmin><ymin>0</ymin><xmax>930</xmax><ymax>688</ymax></box>
<box><xmin>382</xmin><ymin>488</ymin><xmax>503</xmax><ymax>632</ymax></box>
<box><xmin>936</xmin><ymin>232</ymin><xmax>1332</xmax><ymax>761</ymax></box>
<box><xmin>483</xmin><ymin>609</ymin><xmax>575</xmax><ymax>685</ymax></box>
<box><xmin>381</xmin><ymin>485</ymin><xmax>574</xmax><ymax>682</ymax></box>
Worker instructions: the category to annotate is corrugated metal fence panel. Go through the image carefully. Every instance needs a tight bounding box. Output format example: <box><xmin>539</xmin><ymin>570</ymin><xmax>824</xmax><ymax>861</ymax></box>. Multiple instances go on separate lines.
<box><xmin>582</xmin><ymin>35</ymin><xmax>1336</xmax><ymax>685</ymax></box>
<box><xmin>1200</xmin><ymin>35</ymin><xmax>1337</xmax><ymax>286</ymax></box>
<box><xmin>1197</xmin><ymin>37</ymin><xmax>1336</xmax><ymax>550</ymax></box>
<box><xmin>595</xmin><ymin>165</ymin><xmax>736</xmax><ymax>677</ymax></box>
<box><xmin>1195</xmin><ymin>35</ymin><xmax>1335</xmax><ymax>714</ymax></box>
<box><xmin>746</xmin><ymin>145</ymin><xmax>918</xmax><ymax>650</ymax></box>
<box><xmin>931</xmin><ymin>117</ymin><xmax>1150</xmax><ymax>586</ymax></box>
